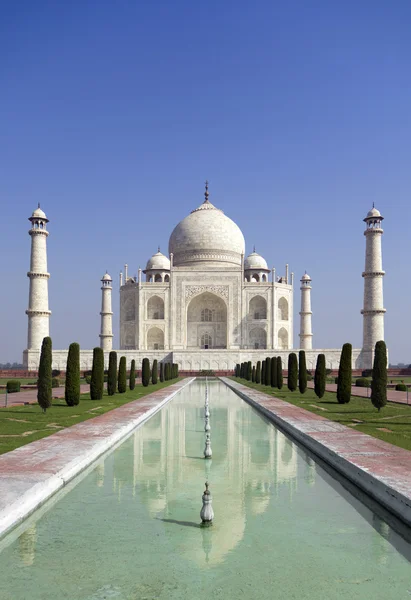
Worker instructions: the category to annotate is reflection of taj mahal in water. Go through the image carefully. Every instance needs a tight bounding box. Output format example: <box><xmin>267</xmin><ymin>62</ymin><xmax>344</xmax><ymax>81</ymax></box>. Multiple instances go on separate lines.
<box><xmin>23</xmin><ymin>185</ymin><xmax>385</xmax><ymax>370</ymax></box>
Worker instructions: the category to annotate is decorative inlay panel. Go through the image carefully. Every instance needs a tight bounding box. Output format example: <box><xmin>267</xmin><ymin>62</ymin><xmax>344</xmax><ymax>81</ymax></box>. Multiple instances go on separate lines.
<box><xmin>185</xmin><ymin>285</ymin><xmax>229</xmax><ymax>301</ymax></box>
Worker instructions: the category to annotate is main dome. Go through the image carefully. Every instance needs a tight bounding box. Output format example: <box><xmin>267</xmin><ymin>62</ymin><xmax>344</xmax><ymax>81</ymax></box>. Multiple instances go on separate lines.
<box><xmin>168</xmin><ymin>193</ymin><xmax>245</xmax><ymax>267</ymax></box>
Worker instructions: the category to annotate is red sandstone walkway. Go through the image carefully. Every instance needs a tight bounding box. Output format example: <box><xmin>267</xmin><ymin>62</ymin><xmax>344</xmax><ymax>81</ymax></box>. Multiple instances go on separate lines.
<box><xmin>1</xmin><ymin>384</ymin><xmax>90</xmax><ymax>407</ymax></box>
<box><xmin>223</xmin><ymin>378</ymin><xmax>411</xmax><ymax>527</ymax></box>
<box><xmin>0</xmin><ymin>378</ymin><xmax>193</xmax><ymax>538</ymax></box>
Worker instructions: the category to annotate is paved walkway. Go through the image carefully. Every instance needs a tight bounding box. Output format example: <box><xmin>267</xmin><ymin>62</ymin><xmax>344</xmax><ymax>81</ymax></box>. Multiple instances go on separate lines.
<box><xmin>223</xmin><ymin>378</ymin><xmax>411</xmax><ymax>528</ymax></box>
<box><xmin>1</xmin><ymin>385</ymin><xmax>90</xmax><ymax>407</ymax></box>
<box><xmin>307</xmin><ymin>381</ymin><xmax>411</xmax><ymax>405</ymax></box>
<box><xmin>0</xmin><ymin>378</ymin><xmax>193</xmax><ymax>538</ymax></box>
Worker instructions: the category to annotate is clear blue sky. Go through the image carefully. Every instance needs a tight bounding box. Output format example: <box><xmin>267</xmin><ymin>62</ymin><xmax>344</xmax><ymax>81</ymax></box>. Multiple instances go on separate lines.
<box><xmin>1</xmin><ymin>1</ymin><xmax>410</xmax><ymax>364</ymax></box>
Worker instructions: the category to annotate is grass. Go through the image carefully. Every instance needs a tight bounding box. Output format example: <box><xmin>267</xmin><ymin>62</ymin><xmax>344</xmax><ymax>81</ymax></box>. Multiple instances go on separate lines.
<box><xmin>0</xmin><ymin>379</ymin><xmax>179</xmax><ymax>455</ymax></box>
<box><xmin>232</xmin><ymin>378</ymin><xmax>411</xmax><ymax>452</ymax></box>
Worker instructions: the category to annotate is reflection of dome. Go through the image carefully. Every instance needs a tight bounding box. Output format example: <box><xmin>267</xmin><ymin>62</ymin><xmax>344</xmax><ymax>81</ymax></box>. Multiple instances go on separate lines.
<box><xmin>168</xmin><ymin>190</ymin><xmax>245</xmax><ymax>267</ymax></box>
<box><xmin>244</xmin><ymin>252</ymin><xmax>268</xmax><ymax>270</ymax></box>
<box><xmin>145</xmin><ymin>251</ymin><xmax>171</xmax><ymax>271</ymax></box>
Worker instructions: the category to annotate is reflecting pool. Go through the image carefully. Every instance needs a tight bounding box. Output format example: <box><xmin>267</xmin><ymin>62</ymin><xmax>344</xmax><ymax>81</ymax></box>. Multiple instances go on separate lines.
<box><xmin>0</xmin><ymin>380</ymin><xmax>411</xmax><ymax>599</ymax></box>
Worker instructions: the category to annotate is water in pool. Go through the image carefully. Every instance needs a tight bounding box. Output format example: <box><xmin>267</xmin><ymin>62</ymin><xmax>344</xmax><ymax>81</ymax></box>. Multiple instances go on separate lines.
<box><xmin>0</xmin><ymin>380</ymin><xmax>410</xmax><ymax>599</ymax></box>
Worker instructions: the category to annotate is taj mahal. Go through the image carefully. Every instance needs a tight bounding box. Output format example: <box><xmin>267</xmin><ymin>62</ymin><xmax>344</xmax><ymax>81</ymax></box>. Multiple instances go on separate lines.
<box><xmin>23</xmin><ymin>184</ymin><xmax>386</xmax><ymax>371</ymax></box>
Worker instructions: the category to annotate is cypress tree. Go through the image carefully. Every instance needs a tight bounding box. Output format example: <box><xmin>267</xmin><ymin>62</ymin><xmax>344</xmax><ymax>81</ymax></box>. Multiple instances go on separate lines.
<box><xmin>246</xmin><ymin>361</ymin><xmax>252</xmax><ymax>381</ymax></box>
<box><xmin>129</xmin><ymin>359</ymin><xmax>136</xmax><ymax>390</ymax></box>
<box><xmin>371</xmin><ymin>341</ymin><xmax>387</xmax><ymax>411</ymax></box>
<box><xmin>337</xmin><ymin>343</ymin><xmax>352</xmax><ymax>404</ymax></box>
<box><xmin>159</xmin><ymin>362</ymin><xmax>164</xmax><ymax>382</ymax></box>
<box><xmin>252</xmin><ymin>365</ymin><xmax>256</xmax><ymax>382</ymax></box>
<box><xmin>65</xmin><ymin>342</ymin><xmax>80</xmax><ymax>406</ymax></box>
<box><xmin>261</xmin><ymin>360</ymin><xmax>266</xmax><ymax>386</ymax></box>
<box><xmin>165</xmin><ymin>363</ymin><xmax>170</xmax><ymax>381</ymax></box>
<box><xmin>152</xmin><ymin>359</ymin><xmax>158</xmax><ymax>384</ymax></box>
<box><xmin>265</xmin><ymin>357</ymin><xmax>271</xmax><ymax>386</ymax></box>
<box><xmin>271</xmin><ymin>357</ymin><xmax>277</xmax><ymax>388</ymax></box>
<box><xmin>314</xmin><ymin>354</ymin><xmax>326</xmax><ymax>399</ymax></box>
<box><xmin>288</xmin><ymin>353</ymin><xmax>298</xmax><ymax>391</ymax></box>
<box><xmin>277</xmin><ymin>357</ymin><xmax>283</xmax><ymax>389</ymax></box>
<box><xmin>90</xmin><ymin>347</ymin><xmax>104</xmax><ymax>400</ymax></box>
<box><xmin>142</xmin><ymin>358</ymin><xmax>150</xmax><ymax>387</ymax></box>
<box><xmin>236</xmin><ymin>363</ymin><xmax>240</xmax><ymax>377</ymax></box>
<box><xmin>298</xmin><ymin>350</ymin><xmax>307</xmax><ymax>394</ymax></box>
<box><xmin>107</xmin><ymin>351</ymin><xmax>117</xmax><ymax>396</ymax></box>
<box><xmin>256</xmin><ymin>361</ymin><xmax>261</xmax><ymax>384</ymax></box>
<box><xmin>118</xmin><ymin>356</ymin><xmax>127</xmax><ymax>393</ymax></box>
<box><xmin>240</xmin><ymin>363</ymin><xmax>243</xmax><ymax>378</ymax></box>
<box><xmin>38</xmin><ymin>336</ymin><xmax>52</xmax><ymax>412</ymax></box>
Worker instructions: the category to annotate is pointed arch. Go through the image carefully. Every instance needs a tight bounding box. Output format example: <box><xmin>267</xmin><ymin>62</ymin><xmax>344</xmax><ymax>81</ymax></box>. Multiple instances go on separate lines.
<box><xmin>278</xmin><ymin>327</ymin><xmax>288</xmax><ymax>349</ymax></box>
<box><xmin>249</xmin><ymin>295</ymin><xmax>267</xmax><ymax>320</ymax></box>
<box><xmin>147</xmin><ymin>295</ymin><xmax>164</xmax><ymax>319</ymax></box>
<box><xmin>278</xmin><ymin>297</ymin><xmax>289</xmax><ymax>321</ymax></box>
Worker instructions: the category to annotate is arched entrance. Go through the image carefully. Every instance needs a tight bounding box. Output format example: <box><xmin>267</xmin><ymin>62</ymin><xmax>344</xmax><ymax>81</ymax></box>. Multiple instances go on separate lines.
<box><xmin>186</xmin><ymin>292</ymin><xmax>227</xmax><ymax>349</ymax></box>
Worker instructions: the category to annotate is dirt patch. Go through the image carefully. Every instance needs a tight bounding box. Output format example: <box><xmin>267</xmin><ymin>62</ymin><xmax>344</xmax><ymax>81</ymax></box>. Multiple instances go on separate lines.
<box><xmin>5</xmin><ymin>418</ymin><xmax>29</xmax><ymax>423</ymax></box>
<box><xmin>352</xmin><ymin>419</ymin><xmax>363</xmax><ymax>423</ymax></box>
<box><xmin>86</xmin><ymin>406</ymin><xmax>103</xmax><ymax>414</ymax></box>
<box><xmin>310</xmin><ymin>404</ymin><xmax>327</xmax><ymax>411</ymax></box>
<box><xmin>377</xmin><ymin>427</ymin><xmax>393</xmax><ymax>433</ymax></box>
<box><xmin>46</xmin><ymin>423</ymin><xmax>64</xmax><ymax>429</ymax></box>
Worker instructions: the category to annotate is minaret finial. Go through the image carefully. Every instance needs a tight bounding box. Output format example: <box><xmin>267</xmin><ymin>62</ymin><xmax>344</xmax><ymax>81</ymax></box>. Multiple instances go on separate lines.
<box><xmin>204</xmin><ymin>180</ymin><xmax>209</xmax><ymax>203</ymax></box>
<box><xmin>253</xmin><ymin>245</ymin><xmax>256</xmax><ymax>253</ymax></box>
<box><xmin>158</xmin><ymin>245</ymin><xmax>160</xmax><ymax>253</ymax></box>
<box><xmin>38</xmin><ymin>202</ymin><xmax>40</xmax><ymax>209</ymax></box>
<box><xmin>373</xmin><ymin>202</ymin><xmax>375</xmax><ymax>208</ymax></box>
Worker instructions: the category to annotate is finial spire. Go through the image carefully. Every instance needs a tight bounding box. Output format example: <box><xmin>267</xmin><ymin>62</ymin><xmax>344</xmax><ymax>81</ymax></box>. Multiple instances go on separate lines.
<box><xmin>204</xmin><ymin>180</ymin><xmax>209</xmax><ymax>203</ymax></box>
<box><xmin>373</xmin><ymin>202</ymin><xmax>375</xmax><ymax>208</ymax></box>
<box><xmin>253</xmin><ymin>245</ymin><xmax>256</xmax><ymax>253</ymax></box>
<box><xmin>158</xmin><ymin>245</ymin><xmax>160</xmax><ymax>253</ymax></box>
<box><xmin>38</xmin><ymin>202</ymin><xmax>40</xmax><ymax>209</ymax></box>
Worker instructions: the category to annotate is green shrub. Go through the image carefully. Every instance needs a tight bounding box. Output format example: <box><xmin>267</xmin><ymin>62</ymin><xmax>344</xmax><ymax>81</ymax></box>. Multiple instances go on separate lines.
<box><xmin>306</xmin><ymin>373</ymin><xmax>313</xmax><ymax>381</ymax></box>
<box><xmin>288</xmin><ymin>353</ymin><xmax>298</xmax><ymax>392</ymax></box>
<box><xmin>362</xmin><ymin>369</ymin><xmax>372</xmax><ymax>378</ymax></box>
<box><xmin>236</xmin><ymin>364</ymin><xmax>240</xmax><ymax>377</ymax></box>
<box><xmin>246</xmin><ymin>361</ymin><xmax>252</xmax><ymax>381</ymax></box>
<box><xmin>396</xmin><ymin>383</ymin><xmax>407</xmax><ymax>392</ymax></box>
<box><xmin>52</xmin><ymin>369</ymin><xmax>61</xmax><ymax>378</ymax></box>
<box><xmin>152</xmin><ymin>359</ymin><xmax>158</xmax><ymax>384</ymax></box>
<box><xmin>117</xmin><ymin>356</ymin><xmax>127</xmax><ymax>393</ymax></box>
<box><xmin>52</xmin><ymin>378</ymin><xmax>60</xmax><ymax>388</ymax></box>
<box><xmin>159</xmin><ymin>362</ymin><xmax>164</xmax><ymax>383</ymax></box>
<box><xmin>261</xmin><ymin>360</ymin><xmax>266</xmax><ymax>386</ymax></box>
<box><xmin>129</xmin><ymin>359</ymin><xmax>136</xmax><ymax>390</ymax></box>
<box><xmin>314</xmin><ymin>354</ymin><xmax>326</xmax><ymax>399</ymax></box>
<box><xmin>277</xmin><ymin>357</ymin><xmax>283</xmax><ymax>390</ymax></box>
<box><xmin>355</xmin><ymin>378</ymin><xmax>370</xmax><ymax>388</ymax></box>
<box><xmin>38</xmin><ymin>337</ymin><xmax>52</xmax><ymax>412</ymax></box>
<box><xmin>271</xmin><ymin>357</ymin><xmax>277</xmax><ymax>388</ymax></box>
<box><xmin>265</xmin><ymin>357</ymin><xmax>271</xmax><ymax>386</ymax></box>
<box><xmin>142</xmin><ymin>358</ymin><xmax>150</xmax><ymax>387</ymax></box>
<box><xmin>65</xmin><ymin>342</ymin><xmax>80</xmax><ymax>406</ymax></box>
<box><xmin>334</xmin><ymin>377</ymin><xmax>338</xmax><ymax>384</ymax></box>
<box><xmin>107</xmin><ymin>351</ymin><xmax>117</xmax><ymax>396</ymax></box>
<box><xmin>371</xmin><ymin>341</ymin><xmax>387</xmax><ymax>411</ymax></box>
<box><xmin>90</xmin><ymin>347</ymin><xmax>104</xmax><ymax>400</ymax></box>
<box><xmin>337</xmin><ymin>343</ymin><xmax>352</xmax><ymax>404</ymax></box>
<box><xmin>6</xmin><ymin>380</ymin><xmax>20</xmax><ymax>393</ymax></box>
<box><xmin>299</xmin><ymin>350</ymin><xmax>307</xmax><ymax>394</ymax></box>
<box><xmin>85</xmin><ymin>375</ymin><xmax>91</xmax><ymax>384</ymax></box>
<box><xmin>252</xmin><ymin>365</ymin><xmax>256</xmax><ymax>382</ymax></box>
<box><xmin>256</xmin><ymin>361</ymin><xmax>261</xmax><ymax>384</ymax></box>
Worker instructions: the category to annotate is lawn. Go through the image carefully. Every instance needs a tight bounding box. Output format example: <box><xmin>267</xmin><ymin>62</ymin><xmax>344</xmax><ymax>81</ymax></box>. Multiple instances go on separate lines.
<box><xmin>232</xmin><ymin>379</ymin><xmax>411</xmax><ymax>452</ymax></box>
<box><xmin>0</xmin><ymin>379</ymin><xmax>179</xmax><ymax>455</ymax></box>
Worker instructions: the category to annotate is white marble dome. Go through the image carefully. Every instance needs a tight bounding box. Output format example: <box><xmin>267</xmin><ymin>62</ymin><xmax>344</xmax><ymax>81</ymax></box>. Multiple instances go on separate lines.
<box><xmin>145</xmin><ymin>251</ymin><xmax>171</xmax><ymax>271</ymax></box>
<box><xmin>169</xmin><ymin>197</ymin><xmax>245</xmax><ymax>267</ymax></box>
<box><xmin>30</xmin><ymin>206</ymin><xmax>48</xmax><ymax>221</ymax></box>
<box><xmin>366</xmin><ymin>206</ymin><xmax>381</xmax><ymax>219</ymax></box>
<box><xmin>101</xmin><ymin>272</ymin><xmax>112</xmax><ymax>281</ymax></box>
<box><xmin>244</xmin><ymin>251</ymin><xmax>268</xmax><ymax>271</ymax></box>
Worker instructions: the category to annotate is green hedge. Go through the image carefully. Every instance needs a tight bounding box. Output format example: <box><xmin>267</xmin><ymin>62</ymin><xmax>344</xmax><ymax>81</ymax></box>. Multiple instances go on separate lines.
<box><xmin>38</xmin><ymin>336</ymin><xmax>52</xmax><ymax>412</ymax></box>
<box><xmin>65</xmin><ymin>342</ymin><xmax>80</xmax><ymax>406</ymax></box>
<box><xmin>90</xmin><ymin>347</ymin><xmax>104</xmax><ymax>400</ymax></box>
<box><xmin>396</xmin><ymin>383</ymin><xmax>407</xmax><ymax>392</ymax></box>
<box><xmin>118</xmin><ymin>356</ymin><xmax>127</xmax><ymax>393</ymax></box>
<box><xmin>6</xmin><ymin>380</ymin><xmax>20</xmax><ymax>393</ymax></box>
<box><xmin>355</xmin><ymin>377</ymin><xmax>370</xmax><ymax>388</ymax></box>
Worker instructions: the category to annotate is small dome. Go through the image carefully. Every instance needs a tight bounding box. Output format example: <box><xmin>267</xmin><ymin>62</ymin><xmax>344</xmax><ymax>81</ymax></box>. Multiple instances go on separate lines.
<box><xmin>366</xmin><ymin>206</ymin><xmax>381</xmax><ymax>218</ymax></box>
<box><xmin>102</xmin><ymin>272</ymin><xmax>112</xmax><ymax>281</ymax></box>
<box><xmin>30</xmin><ymin>206</ymin><xmax>48</xmax><ymax>221</ymax></box>
<box><xmin>301</xmin><ymin>272</ymin><xmax>311</xmax><ymax>281</ymax></box>
<box><xmin>145</xmin><ymin>251</ymin><xmax>171</xmax><ymax>271</ymax></box>
<box><xmin>244</xmin><ymin>252</ymin><xmax>268</xmax><ymax>270</ymax></box>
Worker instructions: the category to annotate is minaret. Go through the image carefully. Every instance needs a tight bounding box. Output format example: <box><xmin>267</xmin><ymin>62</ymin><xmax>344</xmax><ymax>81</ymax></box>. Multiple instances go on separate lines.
<box><xmin>299</xmin><ymin>272</ymin><xmax>313</xmax><ymax>349</ymax></box>
<box><xmin>99</xmin><ymin>272</ymin><xmax>113</xmax><ymax>351</ymax></box>
<box><xmin>361</xmin><ymin>206</ymin><xmax>386</xmax><ymax>367</ymax></box>
<box><xmin>26</xmin><ymin>205</ymin><xmax>51</xmax><ymax>351</ymax></box>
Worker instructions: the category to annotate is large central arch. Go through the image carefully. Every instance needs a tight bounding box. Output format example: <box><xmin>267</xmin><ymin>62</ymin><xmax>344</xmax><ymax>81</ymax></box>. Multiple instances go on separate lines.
<box><xmin>186</xmin><ymin>292</ymin><xmax>227</xmax><ymax>349</ymax></box>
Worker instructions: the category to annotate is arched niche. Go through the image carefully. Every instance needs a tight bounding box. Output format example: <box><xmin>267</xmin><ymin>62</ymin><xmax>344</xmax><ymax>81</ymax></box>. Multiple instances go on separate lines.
<box><xmin>278</xmin><ymin>297</ymin><xmax>289</xmax><ymax>321</ymax></box>
<box><xmin>147</xmin><ymin>327</ymin><xmax>164</xmax><ymax>350</ymax></box>
<box><xmin>249</xmin><ymin>295</ymin><xmax>267</xmax><ymax>319</ymax></box>
<box><xmin>278</xmin><ymin>327</ymin><xmax>288</xmax><ymax>349</ymax></box>
<box><xmin>124</xmin><ymin>297</ymin><xmax>135</xmax><ymax>321</ymax></box>
<box><xmin>154</xmin><ymin>274</ymin><xmax>162</xmax><ymax>282</ymax></box>
<box><xmin>147</xmin><ymin>295</ymin><xmax>164</xmax><ymax>319</ymax></box>
<box><xmin>186</xmin><ymin>292</ymin><xmax>227</xmax><ymax>349</ymax></box>
<box><xmin>249</xmin><ymin>327</ymin><xmax>267</xmax><ymax>349</ymax></box>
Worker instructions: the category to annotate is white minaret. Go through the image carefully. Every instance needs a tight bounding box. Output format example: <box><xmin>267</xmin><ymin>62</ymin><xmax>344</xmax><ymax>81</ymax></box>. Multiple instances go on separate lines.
<box><xmin>361</xmin><ymin>206</ymin><xmax>386</xmax><ymax>367</ymax></box>
<box><xmin>99</xmin><ymin>272</ymin><xmax>113</xmax><ymax>351</ymax></box>
<box><xmin>26</xmin><ymin>205</ymin><xmax>51</xmax><ymax>351</ymax></box>
<box><xmin>299</xmin><ymin>272</ymin><xmax>313</xmax><ymax>349</ymax></box>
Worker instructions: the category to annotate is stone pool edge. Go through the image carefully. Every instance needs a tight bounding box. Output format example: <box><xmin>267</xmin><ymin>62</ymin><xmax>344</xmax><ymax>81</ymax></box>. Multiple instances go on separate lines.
<box><xmin>222</xmin><ymin>378</ymin><xmax>411</xmax><ymax>528</ymax></box>
<box><xmin>0</xmin><ymin>378</ymin><xmax>195</xmax><ymax>540</ymax></box>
